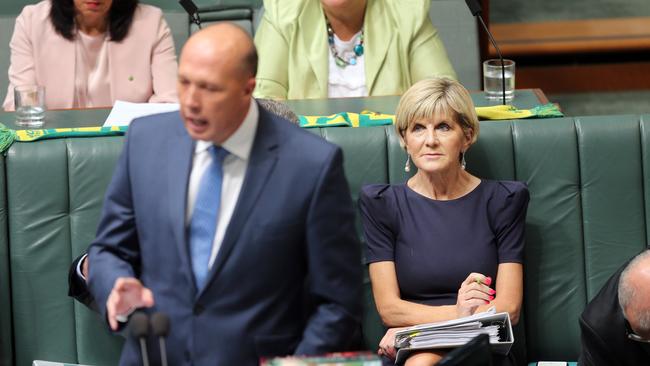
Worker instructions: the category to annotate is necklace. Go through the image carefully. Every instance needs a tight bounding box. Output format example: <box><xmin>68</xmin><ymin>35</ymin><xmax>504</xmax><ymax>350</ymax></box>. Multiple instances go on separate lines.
<box><xmin>325</xmin><ymin>17</ymin><xmax>364</xmax><ymax>68</ymax></box>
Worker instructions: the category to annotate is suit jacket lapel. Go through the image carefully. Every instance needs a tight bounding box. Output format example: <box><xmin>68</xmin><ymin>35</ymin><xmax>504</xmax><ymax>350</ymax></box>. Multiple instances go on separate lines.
<box><xmin>300</xmin><ymin>1</ymin><xmax>329</xmax><ymax>96</ymax></box>
<box><xmin>199</xmin><ymin>110</ymin><xmax>279</xmax><ymax>296</ymax></box>
<box><xmin>364</xmin><ymin>0</ymin><xmax>393</xmax><ymax>94</ymax></box>
<box><xmin>167</xmin><ymin>114</ymin><xmax>196</xmax><ymax>289</ymax></box>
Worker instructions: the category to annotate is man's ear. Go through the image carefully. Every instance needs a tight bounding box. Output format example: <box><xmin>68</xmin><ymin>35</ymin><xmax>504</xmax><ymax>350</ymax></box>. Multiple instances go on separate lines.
<box><xmin>244</xmin><ymin>77</ymin><xmax>256</xmax><ymax>96</ymax></box>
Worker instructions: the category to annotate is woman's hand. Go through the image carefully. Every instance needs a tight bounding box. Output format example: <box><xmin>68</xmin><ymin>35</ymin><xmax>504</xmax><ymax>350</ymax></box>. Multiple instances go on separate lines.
<box><xmin>455</xmin><ymin>272</ymin><xmax>495</xmax><ymax>318</ymax></box>
<box><xmin>378</xmin><ymin>326</ymin><xmax>407</xmax><ymax>360</ymax></box>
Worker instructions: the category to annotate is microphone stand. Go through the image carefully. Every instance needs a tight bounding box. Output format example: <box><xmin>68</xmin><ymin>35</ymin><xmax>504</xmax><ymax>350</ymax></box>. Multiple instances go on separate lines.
<box><xmin>191</xmin><ymin>13</ymin><xmax>202</xmax><ymax>30</ymax></box>
<box><xmin>179</xmin><ymin>0</ymin><xmax>203</xmax><ymax>29</ymax></box>
<box><xmin>465</xmin><ymin>0</ymin><xmax>507</xmax><ymax>105</ymax></box>
<box><xmin>152</xmin><ymin>312</ymin><xmax>171</xmax><ymax>366</ymax></box>
<box><xmin>476</xmin><ymin>16</ymin><xmax>506</xmax><ymax>105</ymax></box>
<box><xmin>130</xmin><ymin>312</ymin><xmax>151</xmax><ymax>366</ymax></box>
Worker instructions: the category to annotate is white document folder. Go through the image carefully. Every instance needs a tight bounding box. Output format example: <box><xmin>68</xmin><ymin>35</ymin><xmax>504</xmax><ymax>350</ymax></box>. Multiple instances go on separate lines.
<box><xmin>394</xmin><ymin>309</ymin><xmax>514</xmax><ymax>364</ymax></box>
<box><xmin>33</xmin><ymin>361</ymin><xmax>92</xmax><ymax>366</ymax></box>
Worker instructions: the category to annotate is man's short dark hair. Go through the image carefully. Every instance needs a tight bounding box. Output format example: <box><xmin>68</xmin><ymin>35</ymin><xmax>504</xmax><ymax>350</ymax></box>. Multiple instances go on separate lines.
<box><xmin>244</xmin><ymin>45</ymin><xmax>258</xmax><ymax>77</ymax></box>
<box><xmin>257</xmin><ymin>99</ymin><xmax>299</xmax><ymax>124</ymax></box>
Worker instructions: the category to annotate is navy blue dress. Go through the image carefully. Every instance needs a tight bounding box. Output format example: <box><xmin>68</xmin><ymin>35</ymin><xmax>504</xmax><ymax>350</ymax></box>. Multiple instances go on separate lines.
<box><xmin>360</xmin><ymin>180</ymin><xmax>529</xmax><ymax>364</ymax></box>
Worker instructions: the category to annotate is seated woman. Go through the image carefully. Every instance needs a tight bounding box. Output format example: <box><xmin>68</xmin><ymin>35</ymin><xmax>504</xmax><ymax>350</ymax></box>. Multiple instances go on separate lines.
<box><xmin>3</xmin><ymin>0</ymin><xmax>178</xmax><ymax>111</ymax></box>
<box><xmin>254</xmin><ymin>0</ymin><xmax>457</xmax><ymax>100</ymax></box>
<box><xmin>359</xmin><ymin>78</ymin><xmax>529</xmax><ymax>366</ymax></box>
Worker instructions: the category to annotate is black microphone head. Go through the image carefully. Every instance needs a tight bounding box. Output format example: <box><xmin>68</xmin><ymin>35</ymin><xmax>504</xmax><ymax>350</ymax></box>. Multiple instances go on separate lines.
<box><xmin>151</xmin><ymin>312</ymin><xmax>171</xmax><ymax>337</ymax></box>
<box><xmin>465</xmin><ymin>0</ymin><xmax>482</xmax><ymax>16</ymax></box>
<box><xmin>178</xmin><ymin>0</ymin><xmax>198</xmax><ymax>15</ymax></box>
<box><xmin>130</xmin><ymin>312</ymin><xmax>150</xmax><ymax>338</ymax></box>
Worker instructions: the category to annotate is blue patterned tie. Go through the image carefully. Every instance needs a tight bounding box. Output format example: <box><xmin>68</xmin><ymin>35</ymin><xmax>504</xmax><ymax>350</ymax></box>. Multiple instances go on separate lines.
<box><xmin>190</xmin><ymin>145</ymin><xmax>228</xmax><ymax>290</ymax></box>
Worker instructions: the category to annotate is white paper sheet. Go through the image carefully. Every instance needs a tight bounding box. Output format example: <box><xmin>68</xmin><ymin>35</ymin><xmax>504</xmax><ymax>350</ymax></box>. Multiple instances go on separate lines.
<box><xmin>393</xmin><ymin>307</ymin><xmax>513</xmax><ymax>363</ymax></box>
<box><xmin>103</xmin><ymin>100</ymin><xmax>180</xmax><ymax>127</ymax></box>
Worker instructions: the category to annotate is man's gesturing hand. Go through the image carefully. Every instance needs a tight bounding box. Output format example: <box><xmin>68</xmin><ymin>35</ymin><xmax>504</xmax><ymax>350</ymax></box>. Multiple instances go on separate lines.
<box><xmin>106</xmin><ymin>277</ymin><xmax>155</xmax><ymax>330</ymax></box>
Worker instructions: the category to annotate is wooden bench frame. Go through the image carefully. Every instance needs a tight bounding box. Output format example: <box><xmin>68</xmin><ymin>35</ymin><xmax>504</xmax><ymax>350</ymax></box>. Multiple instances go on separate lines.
<box><xmin>488</xmin><ymin>17</ymin><xmax>650</xmax><ymax>93</ymax></box>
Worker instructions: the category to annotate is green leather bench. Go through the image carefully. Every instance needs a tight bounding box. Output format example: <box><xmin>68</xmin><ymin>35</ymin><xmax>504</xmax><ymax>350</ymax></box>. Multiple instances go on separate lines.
<box><xmin>0</xmin><ymin>153</ymin><xmax>10</xmax><ymax>366</ymax></box>
<box><xmin>2</xmin><ymin>115</ymin><xmax>650</xmax><ymax>365</ymax></box>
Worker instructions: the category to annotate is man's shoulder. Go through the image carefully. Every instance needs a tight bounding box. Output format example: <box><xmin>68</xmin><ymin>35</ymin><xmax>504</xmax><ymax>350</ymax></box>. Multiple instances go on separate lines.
<box><xmin>128</xmin><ymin>110</ymin><xmax>184</xmax><ymax>139</ymax></box>
<box><xmin>580</xmin><ymin>261</ymin><xmax>649</xmax><ymax>365</ymax></box>
<box><xmin>261</xmin><ymin>111</ymin><xmax>339</xmax><ymax>159</ymax></box>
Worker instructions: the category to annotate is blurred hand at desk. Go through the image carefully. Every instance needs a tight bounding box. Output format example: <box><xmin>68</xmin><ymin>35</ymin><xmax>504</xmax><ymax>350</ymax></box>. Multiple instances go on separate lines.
<box><xmin>106</xmin><ymin>277</ymin><xmax>154</xmax><ymax>330</ymax></box>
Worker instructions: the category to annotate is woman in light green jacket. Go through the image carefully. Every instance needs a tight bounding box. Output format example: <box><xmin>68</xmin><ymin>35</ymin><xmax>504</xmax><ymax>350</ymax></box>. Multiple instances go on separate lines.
<box><xmin>254</xmin><ymin>0</ymin><xmax>457</xmax><ymax>100</ymax></box>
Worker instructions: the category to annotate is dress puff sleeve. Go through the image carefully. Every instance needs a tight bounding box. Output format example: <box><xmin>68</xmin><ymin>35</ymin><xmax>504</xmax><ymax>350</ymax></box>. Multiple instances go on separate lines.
<box><xmin>359</xmin><ymin>184</ymin><xmax>398</xmax><ymax>264</ymax></box>
<box><xmin>490</xmin><ymin>181</ymin><xmax>530</xmax><ymax>264</ymax></box>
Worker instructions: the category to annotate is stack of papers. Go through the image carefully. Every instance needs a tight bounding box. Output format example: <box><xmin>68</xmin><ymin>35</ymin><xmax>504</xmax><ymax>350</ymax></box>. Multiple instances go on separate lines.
<box><xmin>103</xmin><ymin>100</ymin><xmax>180</xmax><ymax>127</ymax></box>
<box><xmin>399</xmin><ymin>321</ymin><xmax>500</xmax><ymax>348</ymax></box>
<box><xmin>394</xmin><ymin>308</ymin><xmax>513</xmax><ymax>363</ymax></box>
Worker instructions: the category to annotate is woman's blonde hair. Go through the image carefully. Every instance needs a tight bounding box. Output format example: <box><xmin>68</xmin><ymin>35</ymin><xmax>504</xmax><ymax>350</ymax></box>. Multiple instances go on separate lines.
<box><xmin>395</xmin><ymin>77</ymin><xmax>479</xmax><ymax>148</ymax></box>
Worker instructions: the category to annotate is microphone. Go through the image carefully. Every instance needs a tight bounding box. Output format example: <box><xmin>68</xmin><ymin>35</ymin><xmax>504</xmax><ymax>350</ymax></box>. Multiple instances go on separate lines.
<box><xmin>465</xmin><ymin>0</ymin><xmax>507</xmax><ymax>105</ymax></box>
<box><xmin>178</xmin><ymin>0</ymin><xmax>202</xmax><ymax>29</ymax></box>
<box><xmin>151</xmin><ymin>312</ymin><xmax>171</xmax><ymax>366</ymax></box>
<box><xmin>130</xmin><ymin>312</ymin><xmax>151</xmax><ymax>366</ymax></box>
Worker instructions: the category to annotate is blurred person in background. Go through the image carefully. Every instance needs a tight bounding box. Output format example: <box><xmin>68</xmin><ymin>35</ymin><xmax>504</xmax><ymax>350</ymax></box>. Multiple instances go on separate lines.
<box><xmin>254</xmin><ymin>0</ymin><xmax>456</xmax><ymax>100</ymax></box>
<box><xmin>580</xmin><ymin>249</ymin><xmax>650</xmax><ymax>366</ymax></box>
<box><xmin>3</xmin><ymin>0</ymin><xmax>178</xmax><ymax>110</ymax></box>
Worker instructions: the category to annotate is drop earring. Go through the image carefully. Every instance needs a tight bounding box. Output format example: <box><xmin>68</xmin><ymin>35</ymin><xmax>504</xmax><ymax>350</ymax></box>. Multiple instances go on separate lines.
<box><xmin>461</xmin><ymin>151</ymin><xmax>467</xmax><ymax>170</ymax></box>
<box><xmin>404</xmin><ymin>154</ymin><xmax>411</xmax><ymax>173</ymax></box>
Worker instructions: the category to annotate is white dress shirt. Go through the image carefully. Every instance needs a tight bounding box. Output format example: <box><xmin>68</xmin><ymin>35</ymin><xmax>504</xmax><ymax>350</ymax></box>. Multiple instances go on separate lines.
<box><xmin>186</xmin><ymin>99</ymin><xmax>259</xmax><ymax>268</ymax></box>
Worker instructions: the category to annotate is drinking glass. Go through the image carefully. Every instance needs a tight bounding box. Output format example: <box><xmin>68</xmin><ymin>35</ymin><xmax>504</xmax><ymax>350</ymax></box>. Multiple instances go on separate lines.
<box><xmin>14</xmin><ymin>85</ymin><xmax>45</xmax><ymax>127</ymax></box>
<box><xmin>483</xmin><ymin>59</ymin><xmax>515</xmax><ymax>101</ymax></box>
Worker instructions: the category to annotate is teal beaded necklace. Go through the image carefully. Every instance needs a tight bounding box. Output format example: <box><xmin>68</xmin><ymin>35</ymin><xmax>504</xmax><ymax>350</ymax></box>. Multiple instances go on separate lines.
<box><xmin>326</xmin><ymin>17</ymin><xmax>364</xmax><ymax>68</ymax></box>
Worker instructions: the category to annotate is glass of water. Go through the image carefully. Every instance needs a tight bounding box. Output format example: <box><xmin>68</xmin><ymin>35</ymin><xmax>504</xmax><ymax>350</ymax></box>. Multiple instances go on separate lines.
<box><xmin>14</xmin><ymin>85</ymin><xmax>46</xmax><ymax>127</ymax></box>
<box><xmin>483</xmin><ymin>59</ymin><xmax>515</xmax><ymax>101</ymax></box>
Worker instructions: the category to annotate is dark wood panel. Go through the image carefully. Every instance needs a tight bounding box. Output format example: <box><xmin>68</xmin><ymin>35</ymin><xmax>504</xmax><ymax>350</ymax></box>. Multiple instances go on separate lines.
<box><xmin>516</xmin><ymin>62</ymin><xmax>650</xmax><ymax>93</ymax></box>
<box><xmin>479</xmin><ymin>0</ymin><xmax>490</xmax><ymax>62</ymax></box>
<box><xmin>489</xmin><ymin>17</ymin><xmax>650</xmax><ymax>57</ymax></box>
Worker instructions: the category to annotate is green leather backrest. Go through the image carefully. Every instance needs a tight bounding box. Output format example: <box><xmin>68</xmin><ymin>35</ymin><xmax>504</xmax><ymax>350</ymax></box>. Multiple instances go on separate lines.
<box><xmin>311</xmin><ymin>127</ymin><xmax>394</xmax><ymax>352</ymax></box>
<box><xmin>163</xmin><ymin>10</ymin><xmax>191</xmax><ymax>56</ymax></box>
<box><xmin>0</xmin><ymin>153</ymin><xmax>11</xmax><ymax>366</ymax></box>
<box><xmin>0</xmin><ymin>16</ymin><xmax>16</xmax><ymax>109</ymax></box>
<box><xmin>0</xmin><ymin>1</ymin><xmax>30</xmax><ymax>15</ymax></box>
<box><xmin>4</xmin><ymin>116</ymin><xmax>650</xmax><ymax>364</ymax></box>
<box><xmin>190</xmin><ymin>7</ymin><xmax>256</xmax><ymax>35</ymax></box>
<box><xmin>6</xmin><ymin>138</ymin><xmax>124</xmax><ymax>366</ymax></box>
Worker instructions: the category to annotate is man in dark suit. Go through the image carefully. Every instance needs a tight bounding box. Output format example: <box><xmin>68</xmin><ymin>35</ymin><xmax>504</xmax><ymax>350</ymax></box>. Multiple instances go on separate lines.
<box><xmin>579</xmin><ymin>249</ymin><xmax>650</xmax><ymax>365</ymax></box>
<box><xmin>86</xmin><ymin>23</ymin><xmax>362</xmax><ymax>365</ymax></box>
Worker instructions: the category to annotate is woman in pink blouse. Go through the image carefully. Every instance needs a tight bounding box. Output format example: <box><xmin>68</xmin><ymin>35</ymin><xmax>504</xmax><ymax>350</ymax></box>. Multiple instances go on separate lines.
<box><xmin>3</xmin><ymin>0</ymin><xmax>178</xmax><ymax>110</ymax></box>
